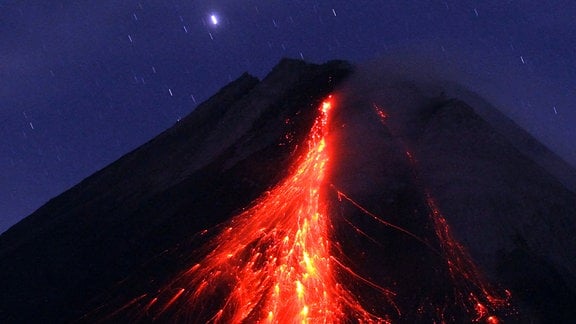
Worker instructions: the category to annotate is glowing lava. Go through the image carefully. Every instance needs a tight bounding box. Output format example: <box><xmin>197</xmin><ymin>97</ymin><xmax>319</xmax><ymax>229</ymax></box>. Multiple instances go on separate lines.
<box><xmin>147</xmin><ymin>96</ymin><xmax>387</xmax><ymax>322</ymax></box>
<box><xmin>106</xmin><ymin>96</ymin><xmax>516</xmax><ymax>323</ymax></box>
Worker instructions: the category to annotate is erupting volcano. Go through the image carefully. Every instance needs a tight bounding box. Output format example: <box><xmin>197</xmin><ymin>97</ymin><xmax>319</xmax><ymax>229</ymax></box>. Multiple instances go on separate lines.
<box><xmin>1</xmin><ymin>59</ymin><xmax>575</xmax><ymax>323</ymax></box>
<box><xmin>138</xmin><ymin>96</ymin><xmax>399</xmax><ymax>323</ymax></box>
<box><xmin>125</xmin><ymin>95</ymin><xmax>510</xmax><ymax>323</ymax></box>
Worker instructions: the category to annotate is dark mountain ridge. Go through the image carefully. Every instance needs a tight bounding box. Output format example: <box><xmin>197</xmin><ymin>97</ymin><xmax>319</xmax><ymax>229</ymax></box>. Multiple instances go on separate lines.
<box><xmin>1</xmin><ymin>58</ymin><xmax>575</xmax><ymax>323</ymax></box>
<box><xmin>0</xmin><ymin>58</ymin><xmax>352</xmax><ymax>322</ymax></box>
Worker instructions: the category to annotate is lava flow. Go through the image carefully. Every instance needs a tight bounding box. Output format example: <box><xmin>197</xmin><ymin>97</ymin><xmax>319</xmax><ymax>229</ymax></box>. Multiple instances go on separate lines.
<box><xmin>143</xmin><ymin>96</ymin><xmax>388</xmax><ymax>323</ymax></box>
<box><xmin>109</xmin><ymin>96</ymin><xmax>515</xmax><ymax>323</ymax></box>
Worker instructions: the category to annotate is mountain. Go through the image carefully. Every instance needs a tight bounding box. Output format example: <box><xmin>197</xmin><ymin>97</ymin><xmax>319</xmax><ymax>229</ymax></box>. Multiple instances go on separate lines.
<box><xmin>0</xmin><ymin>58</ymin><xmax>575</xmax><ymax>323</ymax></box>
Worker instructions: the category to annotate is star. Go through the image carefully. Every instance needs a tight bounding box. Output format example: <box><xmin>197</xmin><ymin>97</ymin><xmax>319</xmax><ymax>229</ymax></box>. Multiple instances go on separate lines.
<box><xmin>210</xmin><ymin>14</ymin><xmax>219</xmax><ymax>26</ymax></box>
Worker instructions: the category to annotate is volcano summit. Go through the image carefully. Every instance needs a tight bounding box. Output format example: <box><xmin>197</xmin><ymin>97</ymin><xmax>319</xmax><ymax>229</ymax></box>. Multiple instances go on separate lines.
<box><xmin>0</xmin><ymin>59</ymin><xmax>575</xmax><ymax>323</ymax></box>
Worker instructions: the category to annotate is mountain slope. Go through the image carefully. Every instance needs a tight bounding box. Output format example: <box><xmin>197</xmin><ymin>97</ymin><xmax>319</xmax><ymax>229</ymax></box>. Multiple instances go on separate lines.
<box><xmin>0</xmin><ymin>58</ymin><xmax>574</xmax><ymax>323</ymax></box>
<box><xmin>0</xmin><ymin>59</ymin><xmax>352</xmax><ymax>323</ymax></box>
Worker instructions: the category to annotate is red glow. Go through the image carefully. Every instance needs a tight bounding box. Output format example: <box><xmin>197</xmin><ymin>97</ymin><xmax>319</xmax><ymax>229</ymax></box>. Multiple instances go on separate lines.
<box><xmin>109</xmin><ymin>96</ymin><xmax>517</xmax><ymax>322</ymax></box>
<box><xmin>331</xmin><ymin>184</ymin><xmax>512</xmax><ymax>321</ymax></box>
<box><xmin>146</xmin><ymin>97</ymin><xmax>389</xmax><ymax>322</ymax></box>
<box><xmin>372</xmin><ymin>103</ymin><xmax>388</xmax><ymax>120</ymax></box>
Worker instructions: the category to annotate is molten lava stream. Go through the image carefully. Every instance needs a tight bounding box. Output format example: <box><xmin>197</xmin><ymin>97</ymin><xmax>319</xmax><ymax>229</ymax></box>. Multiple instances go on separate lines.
<box><xmin>148</xmin><ymin>96</ymin><xmax>388</xmax><ymax>323</ymax></box>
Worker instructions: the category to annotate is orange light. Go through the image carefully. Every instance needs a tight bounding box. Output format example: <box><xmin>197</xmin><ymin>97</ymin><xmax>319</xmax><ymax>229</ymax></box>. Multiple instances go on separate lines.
<box><xmin>322</xmin><ymin>101</ymin><xmax>331</xmax><ymax>114</ymax></box>
<box><xmin>122</xmin><ymin>96</ymin><xmax>513</xmax><ymax>323</ymax></box>
<box><xmin>147</xmin><ymin>96</ymin><xmax>389</xmax><ymax>322</ymax></box>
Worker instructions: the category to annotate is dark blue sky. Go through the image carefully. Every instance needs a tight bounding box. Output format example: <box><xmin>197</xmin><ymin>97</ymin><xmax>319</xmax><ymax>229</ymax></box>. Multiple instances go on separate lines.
<box><xmin>1</xmin><ymin>0</ymin><xmax>574</xmax><ymax>233</ymax></box>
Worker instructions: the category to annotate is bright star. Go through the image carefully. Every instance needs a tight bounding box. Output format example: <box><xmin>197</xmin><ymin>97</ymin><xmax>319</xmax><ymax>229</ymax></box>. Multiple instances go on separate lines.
<box><xmin>210</xmin><ymin>14</ymin><xmax>219</xmax><ymax>25</ymax></box>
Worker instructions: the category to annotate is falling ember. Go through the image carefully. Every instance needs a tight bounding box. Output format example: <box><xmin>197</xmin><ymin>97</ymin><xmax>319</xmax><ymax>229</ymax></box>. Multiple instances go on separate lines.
<box><xmin>141</xmin><ymin>96</ymin><xmax>389</xmax><ymax>322</ymax></box>
<box><xmin>372</xmin><ymin>103</ymin><xmax>388</xmax><ymax>120</ymax></box>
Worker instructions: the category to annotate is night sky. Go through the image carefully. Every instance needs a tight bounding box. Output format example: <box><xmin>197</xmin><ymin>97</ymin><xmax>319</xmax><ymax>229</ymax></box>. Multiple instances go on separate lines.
<box><xmin>1</xmin><ymin>1</ymin><xmax>574</xmax><ymax>234</ymax></box>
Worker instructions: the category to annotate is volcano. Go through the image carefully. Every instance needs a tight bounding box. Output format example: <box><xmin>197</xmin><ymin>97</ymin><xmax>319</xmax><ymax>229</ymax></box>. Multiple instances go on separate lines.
<box><xmin>0</xmin><ymin>59</ymin><xmax>575</xmax><ymax>323</ymax></box>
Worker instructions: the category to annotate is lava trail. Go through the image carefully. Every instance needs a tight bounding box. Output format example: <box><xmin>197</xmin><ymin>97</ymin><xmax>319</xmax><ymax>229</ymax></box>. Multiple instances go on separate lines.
<box><xmin>142</xmin><ymin>97</ymin><xmax>389</xmax><ymax>323</ymax></box>
<box><xmin>103</xmin><ymin>95</ymin><xmax>515</xmax><ymax>323</ymax></box>
<box><xmin>371</xmin><ymin>103</ymin><xmax>514</xmax><ymax>322</ymax></box>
